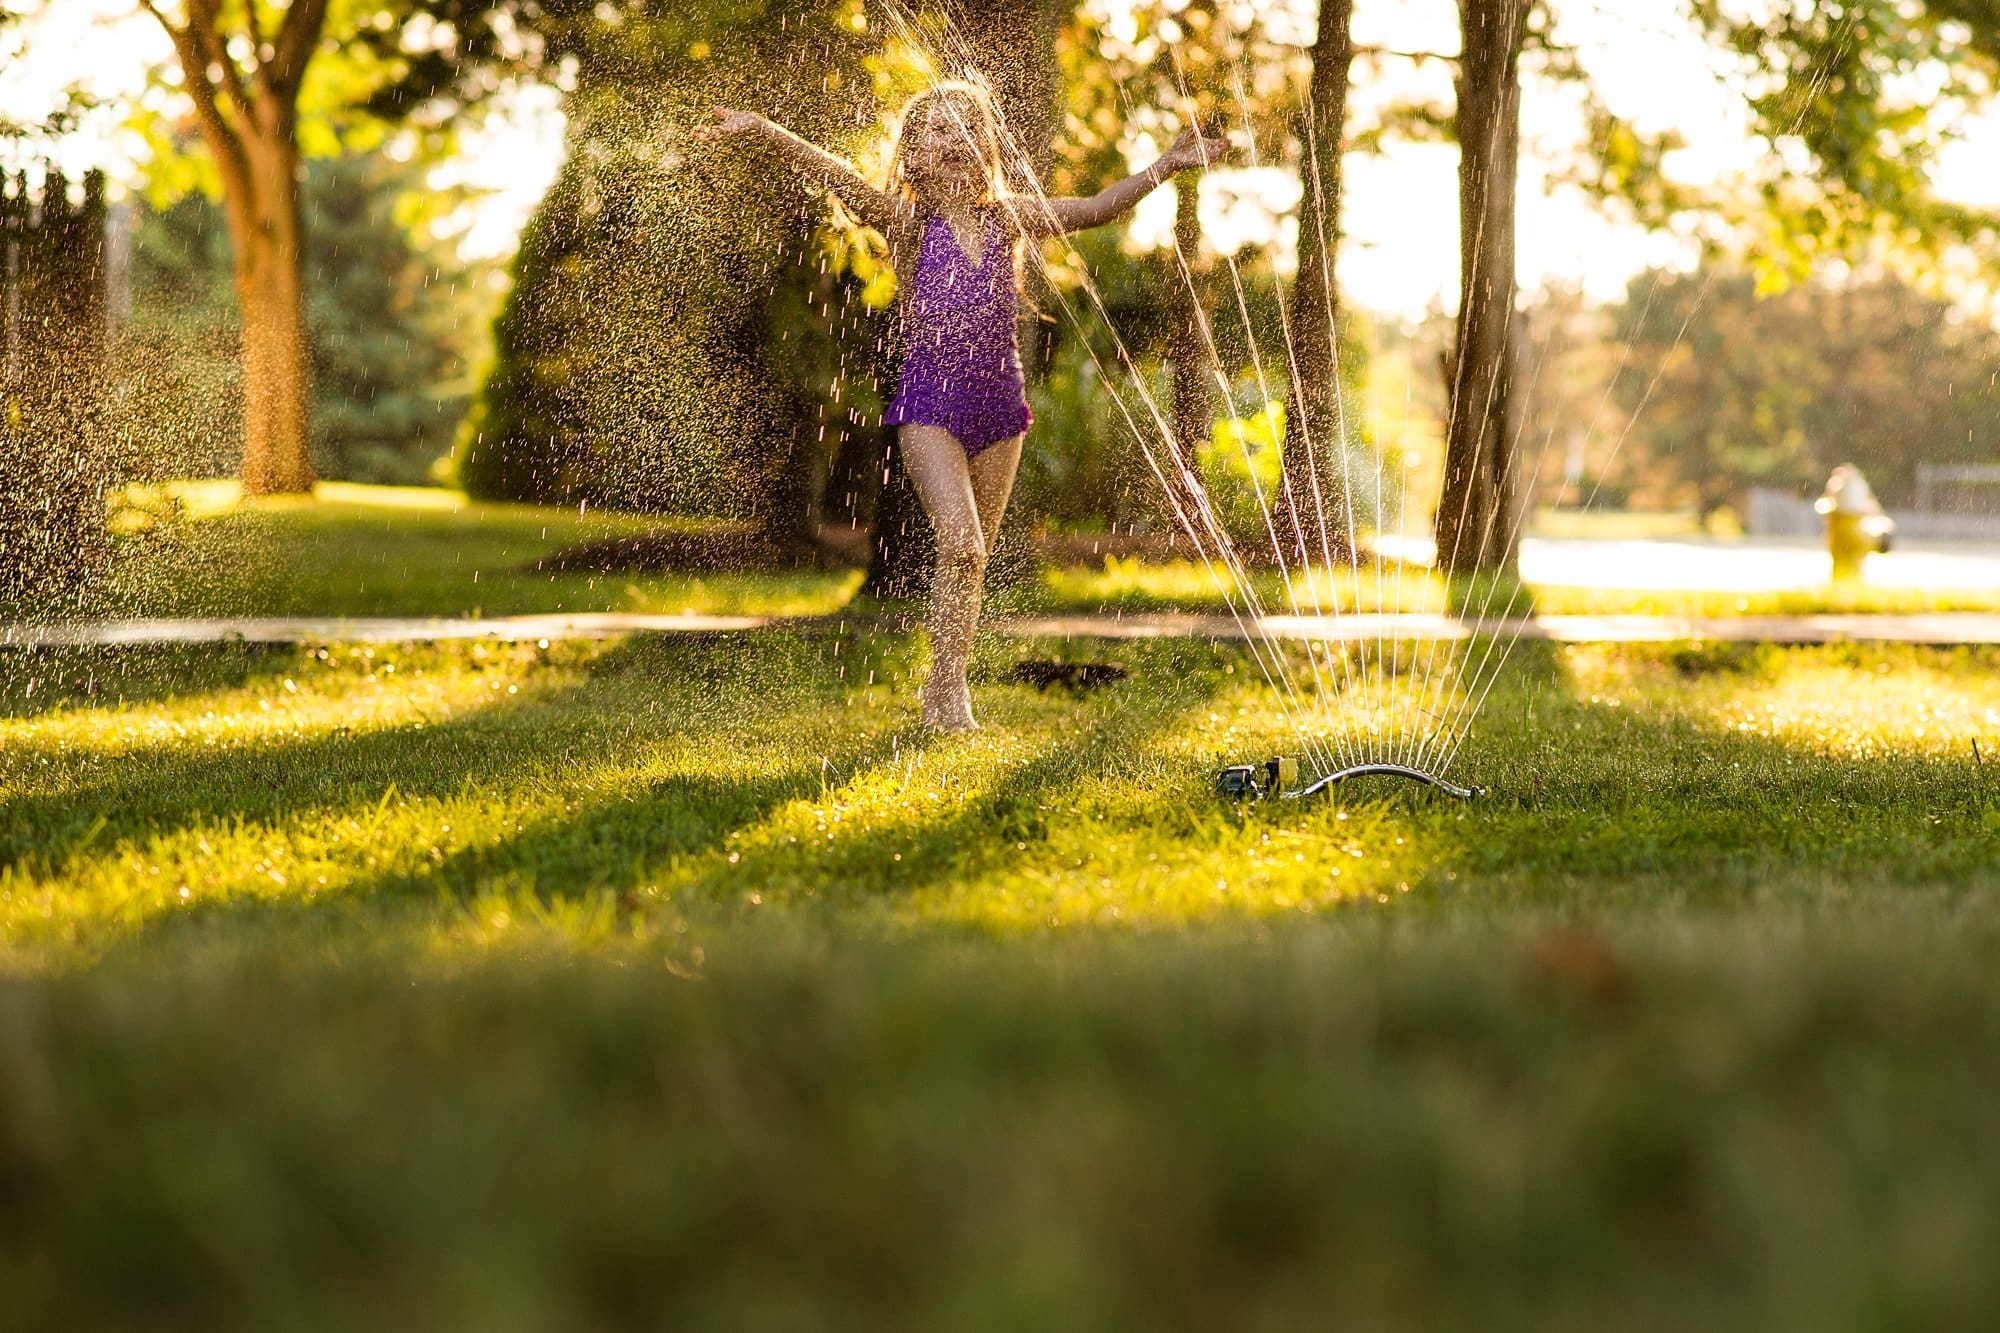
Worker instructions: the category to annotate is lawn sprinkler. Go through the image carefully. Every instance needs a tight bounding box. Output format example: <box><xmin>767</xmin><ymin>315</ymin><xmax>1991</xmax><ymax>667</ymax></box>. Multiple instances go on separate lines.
<box><xmin>1216</xmin><ymin>757</ymin><xmax>1484</xmax><ymax>802</ymax></box>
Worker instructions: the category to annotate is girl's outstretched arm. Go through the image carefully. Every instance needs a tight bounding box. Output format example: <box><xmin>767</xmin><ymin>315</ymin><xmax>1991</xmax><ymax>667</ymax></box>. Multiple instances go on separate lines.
<box><xmin>1005</xmin><ymin>125</ymin><xmax>1229</xmax><ymax>237</ymax></box>
<box><xmin>695</xmin><ymin>108</ymin><xmax>903</xmax><ymax>233</ymax></box>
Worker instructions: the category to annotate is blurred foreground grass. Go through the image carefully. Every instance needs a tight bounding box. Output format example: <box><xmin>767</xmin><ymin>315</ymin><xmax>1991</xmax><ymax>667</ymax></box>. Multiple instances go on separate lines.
<box><xmin>6</xmin><ymin>629</ymin><xmax>2000</xmax><ymax>1327</ymax></box>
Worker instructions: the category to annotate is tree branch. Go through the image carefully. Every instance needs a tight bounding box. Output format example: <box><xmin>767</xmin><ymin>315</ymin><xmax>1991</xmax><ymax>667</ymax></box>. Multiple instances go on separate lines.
<box><xmin>243</xmin><ymin>0</ymin><xmax>281</xmax><ymax>106</ymax></box>
<box><xmin>188</xmin><ymin>0</ymin><xmax>260</xmax><ymax>130</ymax></box>
<box><xmin>268</xmin><ymin>0</ymin><xmax>329</xmax><ymax>102</ymax></box>
<box><xmin>135</xmin><ymin>0</ymin><xmax>247</xmax><ymax>170</ymax></box>
<box><xmin>1352</xmin><ymin>44</ymin><xmax>1461</xmax><ymax>64</ymax></box>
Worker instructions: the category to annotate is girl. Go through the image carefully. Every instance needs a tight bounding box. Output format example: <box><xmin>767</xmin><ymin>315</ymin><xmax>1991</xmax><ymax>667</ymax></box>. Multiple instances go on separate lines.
<box><xmin>697</xmin><ymin>82</ymin><xmax>1224</xmax><ymax>732</ymax></box>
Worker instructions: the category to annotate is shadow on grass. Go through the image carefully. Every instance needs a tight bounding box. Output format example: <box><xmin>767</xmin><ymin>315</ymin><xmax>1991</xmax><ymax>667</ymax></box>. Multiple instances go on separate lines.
<box><xmin>3</xmin><ymin>674</ymin><xmax>552</xmax><ymax>870</ymax></box>
<box><xmin>390</xmin><ymin>636</ymin><xmax>2000</xmax><ymax>932</ymax></box>
<box><xmin>180</xmin><ymin>637</ymin><xmax>1234</xmax><ymax>938</ymax></box>
<box><xmin>309</xmin><ymin>640</ymin><xmax>1229</xmax><ymax>924</ymax></box>
<box><xmin>0</xmin><ymin>643</ymin><xmax>310</xmax><ymax>722</ymax></box>
<box><xmin>667</xmin><ymin>643</ymin><xmax>1236</xmax><ymax>917</ymax></box>
<box><xmin>3</xmin><ymin>633</ymin><xmax>888</xmax><ymax>884</ymax></box>
<box><xmin>1411</xmin><ymin>641</ymin><xmax>2000</xmax><ymax>912</ymax></box>
<box><xmin>49</xmin><ymin>632</ymin><xmax>919</xmax><ymax>957</ymax></box>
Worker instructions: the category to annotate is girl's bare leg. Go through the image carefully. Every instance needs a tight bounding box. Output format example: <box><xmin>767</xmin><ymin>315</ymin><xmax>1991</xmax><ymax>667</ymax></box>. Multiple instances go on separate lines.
<box><xmin>968</xmin><ymin>435</ymin><xmax>1025</xmax><ymax>560</ymax></box>
<box><xmin>945</xmin><ymin>435</ymin><xmax>1025</xmax><ymax>725</ymax></box>
<box><xmin>900</xmin><ymin>425</ymin><xmax>987</xmax><ymax>731</ymax></box>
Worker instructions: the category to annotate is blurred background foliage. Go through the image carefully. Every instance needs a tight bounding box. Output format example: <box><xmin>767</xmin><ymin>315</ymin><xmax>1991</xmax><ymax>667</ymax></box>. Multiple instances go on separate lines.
<box><xmin>1511</xmin><ymin>266</ymin><xmax>2000</xmax><ymax>523</ymax></box>
<box><xmin>1608</xmin><ymin>267</ymin><xmax>2000</xmax><ymax>517</ymax></box>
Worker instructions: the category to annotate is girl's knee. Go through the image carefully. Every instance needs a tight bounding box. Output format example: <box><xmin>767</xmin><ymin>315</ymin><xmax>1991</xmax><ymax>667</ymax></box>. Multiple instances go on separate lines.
<box><xmin>936</xmin><ymin>538</ymin><xmax>987</xmax><ymax>578</ymax></box>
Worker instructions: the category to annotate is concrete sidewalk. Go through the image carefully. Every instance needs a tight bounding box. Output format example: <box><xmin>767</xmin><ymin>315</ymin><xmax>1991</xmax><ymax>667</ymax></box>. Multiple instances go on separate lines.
<box><xmin>9</xmin><ymin>610</ymin><xmax>2000</xmax><ymax>648</ymax></box>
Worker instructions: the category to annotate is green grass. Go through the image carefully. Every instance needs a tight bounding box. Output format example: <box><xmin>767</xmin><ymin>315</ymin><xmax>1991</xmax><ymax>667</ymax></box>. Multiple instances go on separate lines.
<box><xmin>81</xmin><ymin>482</ymin><xmax>2000</xmax><ymax>624</ymax></box>
<box><xmin>98</xmin><ymin>482</ymin><xmax>859</xmax><ymax>619</ymax></box>
<box><xmin>1032</xmin><ymin>557</ymin><xmax>2000</xmax><ymax>618</ymax></box>
<box><xmin>1495</xmin><ymin>581</ymin><xmax>2000</xmax><ymax>617</ymax></box>
<box><xmin>7</xmin><ymin>630</ymin><xmax>2000</xmax><ymax>1327</ymax></box>
<box><xmin>9</xmin><ymin>634</ymin><xmax>1996</xmax><ymax>957</ymax></box>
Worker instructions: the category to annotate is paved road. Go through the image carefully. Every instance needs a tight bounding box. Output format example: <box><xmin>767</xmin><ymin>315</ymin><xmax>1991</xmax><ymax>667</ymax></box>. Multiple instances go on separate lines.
<box><xmin>1517</xmin><ymin>535</ymin><xmax>2000</xmax><ymax>592</ymax></box>
<box><xmin>1364</xmin><ymin>534</ymin><xmax>2000</xmax><ymax>591</ymax></box>
<box><xmin>10</xmin><ymin>610</ymin><xmax>2000</xmax><ymax>648</ymax></box>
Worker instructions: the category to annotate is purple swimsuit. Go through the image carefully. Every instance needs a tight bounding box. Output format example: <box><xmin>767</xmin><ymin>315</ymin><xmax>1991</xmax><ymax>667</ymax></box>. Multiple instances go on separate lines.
<box><xmin>883</xmin><ymin>210</ymin><xmax>1033</xmax><ymax>456</ymax></box>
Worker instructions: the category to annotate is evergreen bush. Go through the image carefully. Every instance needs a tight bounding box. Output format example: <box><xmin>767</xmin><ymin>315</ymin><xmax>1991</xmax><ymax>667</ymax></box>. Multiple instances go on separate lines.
<box><xmin>1</xmin><ymin>168</ymin><xmax>109</xmax><ymax>615</ymax></box>
<box><xmin>454</xmin><ymin>10</ymin><xmax>871</xmax><ymax>533</ymax></box>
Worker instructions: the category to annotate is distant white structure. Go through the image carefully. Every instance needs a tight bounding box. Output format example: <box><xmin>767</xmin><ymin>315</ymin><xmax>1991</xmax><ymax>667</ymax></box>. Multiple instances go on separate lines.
<box><xmin>1914</xmin><ymin>463</ymin><xmax>2000</xmax><ymax>517</ymax></box>
<box><xmin>1750</xmin><ymin>467</ymin><xmax>2000</xmax><ymax>542</ymax></box>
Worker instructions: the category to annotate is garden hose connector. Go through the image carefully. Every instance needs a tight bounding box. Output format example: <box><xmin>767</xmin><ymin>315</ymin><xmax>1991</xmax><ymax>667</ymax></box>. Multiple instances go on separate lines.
<box><xmin>1218</xmin><ymin>757</ymin><xmax>1484</xmax><ymax>802</ymax></box>
<box><xmin>1216</xmin><ymin>765</ymin><xmax>1262</xmax><ymax>799</ymax></box>
<box><xmin>1216</xmin><ymin>756</ymin><xmax>1298</xmax><ymax>800</ymax></box>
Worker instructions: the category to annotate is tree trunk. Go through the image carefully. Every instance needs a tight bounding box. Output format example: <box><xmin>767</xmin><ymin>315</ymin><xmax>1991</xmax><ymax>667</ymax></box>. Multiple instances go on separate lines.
<box><xmin>821</xmin><ymin>352</ymin><xmax>882</xmax><ymax>535</ymax></box>
<box><xmin>1280</xmin><ymin>0</ymin><xmax>1357</xmax><ymax>566</ymax></box>
<box><xmin>761</xmin><ymin>387</ymin><xmax>827</xmax><ymax>559</ymax></box>
<box><xmin>143</xmin><ymin>0</ymin><xmax>328</xmax><ymax>499</ymax></box>
<box><xmin>861</xmin><ymin>418</ymin><xmax>934</xmax><ymax>599</ymax></box>
<box><xmin>1435</xmin><ymin>0</ymin><xmax>1528</xmax><ymax>576</ymax></box>
<box><xmin>231</xmin><ymin>137</ymin><xmax>314</xmax><ymax>495</ymax></box>
<box><xmin>1168</xmin><ymin>169</ymin><xmax>1210</xmax><ymax>474</ymax></box>
<box><xmin>750</xmin><ymin>201</ymin><xmax>834</xmax><ymax>556</ymax></box>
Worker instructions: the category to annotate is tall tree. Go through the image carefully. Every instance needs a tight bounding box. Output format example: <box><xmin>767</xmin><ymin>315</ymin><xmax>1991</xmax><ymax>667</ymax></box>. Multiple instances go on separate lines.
<box><xmin>1054</xmin><ymin>0</ymin><xmax>1325</xmax><ymax>542</ymax></box>
<box><xmin>1278</xmin><ymin>0</ymin><xmax>1356</xmax><ymax>563</ymax></box>
<box><xmin>114</xmin><ymin>188</ymin><xmax>245</xmax><ymax>480</ymax></box>
<box><xmin>1434</xmin><ymin>0</ymin><xmax>1531</xmax><ymax>576</ymax></box>
<box><xmin>304</xmin><ymin>152</ymin><xmax>481</xmax><ymax>484</ymax></box>
<box><xmin>1046</xmin><ymin>0</ymin><xmax>1213</xmax><ymax>469</ymax></box>
<box><xmin>113</xmin><ymin>152</ymin><xmax>478</xmax><ymax>486</ymax></box>
<box><xmin>1417</xmin><ymin>0</ymin><xmax>1699</xmax><ymax>575</ymax></box>
<box><xmin>135</xmin><ymin>0</ymin><xmax>330</xmax><ymax>495</ymax></box>
<box><xmin>1166</xmin><ymin>167</ymin><xmax>1208</xmax><ymax>467</ymax></box>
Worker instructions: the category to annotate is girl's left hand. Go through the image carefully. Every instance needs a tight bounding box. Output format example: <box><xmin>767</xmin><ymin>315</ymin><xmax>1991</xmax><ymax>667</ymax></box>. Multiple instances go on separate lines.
<box><xmin>694</xmin><ymin>107</ymin><xmax>764</xmax><ymax>143</ymax></box>
<box><xmin>1159</xmin><ymin>124</ymin><xmax>1232</xmax><ymax>174</ymax></box>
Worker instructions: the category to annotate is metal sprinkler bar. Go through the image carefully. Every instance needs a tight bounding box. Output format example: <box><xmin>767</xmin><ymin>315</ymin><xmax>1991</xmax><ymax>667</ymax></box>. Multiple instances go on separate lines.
<box><xmin>1216</xmin><ymin>757</ymin><xmax>1485</xmax><ymax>802</ymax></box>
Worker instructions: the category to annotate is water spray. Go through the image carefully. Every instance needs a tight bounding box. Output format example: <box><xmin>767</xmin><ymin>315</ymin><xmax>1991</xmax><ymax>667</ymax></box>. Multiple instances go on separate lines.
<box><xmin>1216</xmin><ymin>756</ymin><xmax>1484</xmax><ymax>802</ymax></box>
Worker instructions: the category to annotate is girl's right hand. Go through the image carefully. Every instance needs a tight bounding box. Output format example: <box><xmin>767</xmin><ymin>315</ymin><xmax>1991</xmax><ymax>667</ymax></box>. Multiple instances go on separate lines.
<box><xmin>1158</xmin><ymin>123</ymin><xmax>1232</xmax><ymax>174</ymax></box>
<box><xmin>694</xmin><ymin>107</ymin><xmax>763</xmax><ymax>142</ymax></box>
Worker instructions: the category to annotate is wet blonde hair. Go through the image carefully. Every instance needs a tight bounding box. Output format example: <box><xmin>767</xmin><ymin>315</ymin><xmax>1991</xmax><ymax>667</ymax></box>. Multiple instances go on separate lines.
<box><xmin>885</xmin><ymin>81</ymin><xmax>1010</xmax><ymax>205</ymax></box>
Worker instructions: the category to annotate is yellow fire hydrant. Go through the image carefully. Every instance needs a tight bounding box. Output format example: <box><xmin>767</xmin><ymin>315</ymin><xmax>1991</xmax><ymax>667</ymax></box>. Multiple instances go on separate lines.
<box><xmin>1814</xmin><ymin>464</ymin><xmax>1895</xmax><ymax>583</ymax></box>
